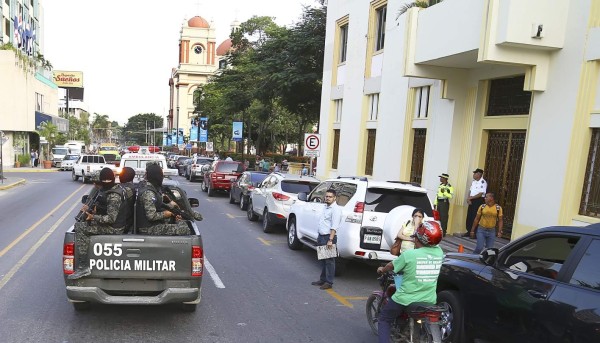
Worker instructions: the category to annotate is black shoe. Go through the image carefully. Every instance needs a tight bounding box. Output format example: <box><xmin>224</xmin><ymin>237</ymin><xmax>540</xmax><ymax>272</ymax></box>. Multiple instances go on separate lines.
<box><xmin>311</xmin><ymin>280</ymin><xmax>325</xmax><ymax>286</ymax></box>
<box><xmin>462</xmin><ymin>233</ymin><xmax>470</xmax><ymax>237</ymax></box>
<box><xmin>319</xmin><ymin>283</ymin><xmax>332</xmax><ymax>290</ymax></box>
<box><xmin>68</xmin><ymin>268</ymin><xmax>91</xmax><ymax>280</ymax></box>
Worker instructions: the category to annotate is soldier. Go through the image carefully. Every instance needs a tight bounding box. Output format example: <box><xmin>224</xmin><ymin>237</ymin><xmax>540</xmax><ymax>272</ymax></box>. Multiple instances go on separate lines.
<box><xmin>135</xmin><ymin>164</ymin><xmax>190</xmax><ymax>235</ymax></box>
<box><xmin>69</xmin><ymin>168</ymin><xmax>130</xmax><ymax>279</ymax></box>
<box><xmin>434</xmin><ymin>173</ymin><xmax>454</xmax><ymax>237</ymax></box>
<box><xmin>118</xmin><ymin>167</ymin><xmax>137</xmax><ymax>233</ymax></box>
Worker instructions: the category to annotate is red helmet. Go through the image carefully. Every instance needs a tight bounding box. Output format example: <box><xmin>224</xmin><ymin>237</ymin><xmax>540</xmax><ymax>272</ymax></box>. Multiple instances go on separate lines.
<box><xmin>413</xmin><ymin>221</ymin><xmax>443</xmax><ymax>247</ymax></box>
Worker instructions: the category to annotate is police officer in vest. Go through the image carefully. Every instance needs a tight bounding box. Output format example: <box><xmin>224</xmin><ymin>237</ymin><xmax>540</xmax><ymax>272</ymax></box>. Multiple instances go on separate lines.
<box><xmin>136</xmin><ymin>164</ymin><xmax>189</xmax><ymax>235</ymax></box>
<box><xmin>434</xmin><ymin>173</ymin><xmax>454</xmax><ymax>237</ymax></box>
<box><xmin>118</xmin><ymin>167</ymin><xmax>137</xmax><ymax>233</ymax></box>
<box><xmin>69</xmin><ymin>168</ymin><xmax>130</xmax><ymax>279</ymax></box>
<box><xmin>465</xmin><ymin>168</ymin><xmax>487</xmax><ymax>237</ymax></box>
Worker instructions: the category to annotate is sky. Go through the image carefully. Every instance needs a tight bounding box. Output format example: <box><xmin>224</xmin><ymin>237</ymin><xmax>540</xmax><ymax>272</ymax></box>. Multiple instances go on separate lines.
<box><xmin>42</xmin><ymin>0</ymin><xmax>314</xmax><ymax>126</ymax></box>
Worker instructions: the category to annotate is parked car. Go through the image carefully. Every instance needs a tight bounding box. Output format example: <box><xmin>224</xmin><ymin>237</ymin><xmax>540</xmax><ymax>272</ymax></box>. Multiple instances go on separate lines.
<box><xmin>286</xmin><ymin>177</ymin><xmax>436</xmax><ymax>274</ymax></box>
<box><xmin>434</xmin><ymin>223</ymin><xmax>600</xmax><ymax>343</ymax></box>
<box><xmin>201</xmin><ymin>161</ymin><xmax>245</xmax><ymax>196</ymax></box>
<box><xmin>59</xmin><ymin>154</ymin><xmax>80</xmax><ymax>171</ymax></box>
<box><xmin>167</xmin><ymin>155</ymin><xmax>182</xmax><ymax>169</ymax></box>
<box><xmin>229</xmin><ymin>171</ymin><xmax>270</xmax><ymax>210</ymax></box>
<box><xmin>247</xmin><ymin>173</ymin><xmax>320</xmax><ymax>233</ymax></box>
<box><xmin>177</xmin><ymin>157</ymin><xmax>192</xmax><ymax>176</ymax></box>
<box><xmin>187</xmin><ymin>157</ymin><xmax>215</xmax><ymax>182</ymax></box>
<box><xmin>174</xmin><ymin>156</ymin><xmax>189</xmax><ymax>173</ymax></box>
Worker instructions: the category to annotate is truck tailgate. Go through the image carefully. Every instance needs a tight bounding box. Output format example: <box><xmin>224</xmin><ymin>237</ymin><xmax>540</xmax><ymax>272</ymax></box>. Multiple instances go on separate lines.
<box><xmin>86</xmin><ymin>235</ymin><xmax>201</xmax><ymax>279</ymax></box>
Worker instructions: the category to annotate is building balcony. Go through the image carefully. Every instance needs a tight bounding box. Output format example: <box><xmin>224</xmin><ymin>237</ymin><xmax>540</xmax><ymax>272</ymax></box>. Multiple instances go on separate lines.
<box><xmin>404</xmin><ymin>0</ymin><xmax>570</xmax><ymax>91</ymax></box>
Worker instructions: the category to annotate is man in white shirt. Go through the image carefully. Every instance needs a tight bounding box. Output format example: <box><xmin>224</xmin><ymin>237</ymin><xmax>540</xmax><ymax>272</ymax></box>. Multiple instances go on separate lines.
<box><xmin>311</xmin><ymin>189</ymin><xmax>342</xmax><ymax>290</ymax></box>
<box><xmin>465</xmin><ymin>168</ymin><xmax>487</xmax><ymax>237</ymax></box>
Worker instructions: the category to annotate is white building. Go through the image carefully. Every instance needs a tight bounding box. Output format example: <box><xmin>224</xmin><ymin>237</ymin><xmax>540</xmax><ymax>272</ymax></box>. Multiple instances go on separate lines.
<box><xmin>317</xmin><ymin>0</ymin><xmax>600</xmax><ymax>239</ymax></box>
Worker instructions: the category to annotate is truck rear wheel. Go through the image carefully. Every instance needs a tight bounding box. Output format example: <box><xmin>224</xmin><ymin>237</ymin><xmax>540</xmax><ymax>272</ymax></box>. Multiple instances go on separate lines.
<box><xmin>72</xmin><ymin>171</ymin><xmax>80</xmax><ymax>181</ymax></box>
<box><xmin>72</xmin><ymin>301</ymin><xmax>90</xmax><ymax>311</ymax></box>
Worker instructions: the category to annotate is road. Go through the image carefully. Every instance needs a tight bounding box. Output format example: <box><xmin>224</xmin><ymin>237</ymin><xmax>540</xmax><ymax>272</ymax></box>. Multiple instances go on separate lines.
<box><xmin>0</xmin><ymin>171</ymin><xmax>379</xmax><ymax>343</ymax></box>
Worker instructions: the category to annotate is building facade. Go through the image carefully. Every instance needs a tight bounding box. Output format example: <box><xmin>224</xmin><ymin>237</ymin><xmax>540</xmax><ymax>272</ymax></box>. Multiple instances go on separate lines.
<box><xmin>318</xmin><ymin>0</ymin><xmax>600</xmax><ymax>239</ymax></box>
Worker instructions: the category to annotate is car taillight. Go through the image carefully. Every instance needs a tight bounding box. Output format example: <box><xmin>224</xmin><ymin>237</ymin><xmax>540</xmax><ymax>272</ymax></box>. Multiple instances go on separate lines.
<box><xmin>63</xmin><ymin>242</ymin><xmax>74</xmax><ymax>275</ymax></box>
<box><xmin>432</xmin><ymin>210</ymin><xmax>440</xmax><ymax>221</ymax></box>
<box><xmin>272</xmin><ymin>192</ymin><xmax>290</xmax><ymax>201</ymax></box>
<box><xmin>192</xmin><ymin>245</ymin><xmax>203</xmax><ymax>277</ymax></box>
<box><xmin>346</xmin><ymin>201</ymin><xmax>365</xmax><ymax>223</ymax></box>
<box><xmin>354</xmin><ymin>202</ymin><xmax>364</xmax><ymax>213</ymax></box>
<box><xmin>247</xmin><ymin>186</ymin><xmax>255</xmax><ymax>190</ymax></box>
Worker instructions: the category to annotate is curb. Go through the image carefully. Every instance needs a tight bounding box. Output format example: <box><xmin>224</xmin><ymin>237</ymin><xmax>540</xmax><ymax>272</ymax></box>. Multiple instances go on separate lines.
<box><xmin>2</xmin><ymin>168</ymin><xmax>59</xmax><ymax>173</ymax></box>
<box><xmin>0</xmin><ymin>178</ymin><xmax>26</xmax><ymax>190</ymax></box>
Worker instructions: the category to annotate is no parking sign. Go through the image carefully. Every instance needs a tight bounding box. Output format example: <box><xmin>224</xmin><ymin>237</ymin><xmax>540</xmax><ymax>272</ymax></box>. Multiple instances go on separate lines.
<box><xmin>304</xmin><ymin>133</ymin><xmax>320</xmax><ymax>157</ymax></box>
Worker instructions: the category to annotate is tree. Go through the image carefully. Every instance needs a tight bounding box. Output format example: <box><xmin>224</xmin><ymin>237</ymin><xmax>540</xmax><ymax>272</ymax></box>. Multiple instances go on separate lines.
<box><xmin>123</xmin><ymin>113</ymin><xmax>163</xmax><ymax>146</ymax></box>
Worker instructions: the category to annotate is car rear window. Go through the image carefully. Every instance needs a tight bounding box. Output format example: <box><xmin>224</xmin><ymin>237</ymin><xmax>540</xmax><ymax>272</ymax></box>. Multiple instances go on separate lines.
<box><xmin>216</xmin><ymin>162</ymin><xmax>243</xmax><ymax>173</ymax></box>
<box><xmin>281</xmin><ymin>181</ymin><xmax>319</xmax><ymax>194</ymax></box>
<box><xmin>196</xmin><ymin>158</ymin><xmax>213</xmax><ymax>165</ymax></box>
<box><xmin>364</xmin><ymin>188</ymin><xmax>433</xmax><ymax>215</ymax></box>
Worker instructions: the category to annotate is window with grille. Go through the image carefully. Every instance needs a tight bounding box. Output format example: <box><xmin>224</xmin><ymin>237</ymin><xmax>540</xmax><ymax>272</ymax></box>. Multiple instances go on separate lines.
<box><xmin>414</xmin><ymin>86</ymin><xmax>430</xmax><ymax>119</ymax></box>
<box><xmin>368</xmin><ymin>93</ymin><xmax>380</xmax><ymax>121</ymax></box>
<box><xmin>339</xmin><ymin>24</ymin><xmax>348</xmax><ymax>63</ymax></box>
<box><xmin>335</xmin><ymin>99</ymin><xmax>343</xmax><ymax>122</ymax></box>
<box><xmin>35</xmin><ymin>92</ymin><xmax>43</xmax><ymax>112</ymax></box>
<box><xmin>332</xmin><ymin>129</ymin><xmax>340</xmax><ymax>169</ymax></box>
<box><xmin>365</xmin><ymin>129</ymin><xmax>377</xmax><ymax>175</ymax></box>
<box><xmin>410</xmin><ymin>129</ymin><xmax>427</xmax><ymax>184</ymax></box>
<box><xmin>487</xmin><ymin>75</ymin><xmax>532</xmax><ymax>116</ymax></box>
<box><xmin>580</xmin><ymin>129</ymin><xmax>600</xmax><ymax>218</ymax></box>
<box><xmin>375</xmin><ymin>5</ymin><xmax>387</xmax><ymax>51</ymax></box>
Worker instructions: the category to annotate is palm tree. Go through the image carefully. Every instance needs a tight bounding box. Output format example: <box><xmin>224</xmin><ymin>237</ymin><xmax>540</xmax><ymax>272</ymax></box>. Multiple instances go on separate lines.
<box><xmin>396</xmin><ymin>1</ymin><xmax>442</xmax><ymax>19</ymax></box>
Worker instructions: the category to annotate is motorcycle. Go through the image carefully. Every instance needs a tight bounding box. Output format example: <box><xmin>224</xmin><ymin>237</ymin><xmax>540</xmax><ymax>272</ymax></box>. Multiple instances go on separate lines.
<box><xmin>366</xmin><ymin>271</ymin><xmax>448</xmax><ymax>343</ymax></box>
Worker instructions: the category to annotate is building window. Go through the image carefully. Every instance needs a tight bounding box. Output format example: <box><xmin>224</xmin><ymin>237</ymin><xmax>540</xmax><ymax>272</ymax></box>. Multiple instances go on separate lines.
<box><xmin>368</xmin><ymin>93</ymin><xmax>380</xmax><ymax>121</ymax></box>
<box><xmin>332</xmin><ymin>129</ymin><xmax>340</xmax><ymax>169</ymax></box>
<box><xmin>414</xmin><ymin>86</ymin><xmax>430</xmax><ymax>119</ymax></box>
<box><xmin>4</xmin><ymin>18</ymin><xmax>9</xmax><ymax>39</ymax></box>
<box><xmin>410</xmin><ymin>129</ymin><xmax>427</xmax><ymax>184</ymax></box>
<box><xmin>35</xmin><ymin>92</ymin><xmax>43</xmax><ymax>112</ymax></box>
<box><xmin>365</xmin><ymin>129</ymin><xmax>377</xmax><ymax>175</ymax></box>
<box><xmin>335</xmin><ymin>99</ymin><xmax>343</xmax><ymax>122</ymax></box>
<box><xmin>580</xmin><ymin>129</ymin><xmax>600</xmax><ymax>218</ymax></box>
<box><xmin>339</xmin><ymin>24</ymin><xmax>348</xmax><ymax>63</ymax></box>
<box><xmin>219</xmin><ymin>60</ymin><xmax>227</xmax><ymax>69</ymax></box>
<box><xmin>487</xmin><ymin>75</ymin><xmax>532</xmax><ymax>116</ymax></box>
<box><xmin>375</xmin><ymin>5</ymin><xmax>387</xmax><ymax>51</ymax></box>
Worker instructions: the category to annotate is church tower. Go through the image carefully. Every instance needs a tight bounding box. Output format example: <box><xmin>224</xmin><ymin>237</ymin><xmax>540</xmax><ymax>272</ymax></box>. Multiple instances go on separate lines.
<box><xmin>168</xmin><ymin>15</ymin><xmax>218</xmax><ymax>146</ymax></box>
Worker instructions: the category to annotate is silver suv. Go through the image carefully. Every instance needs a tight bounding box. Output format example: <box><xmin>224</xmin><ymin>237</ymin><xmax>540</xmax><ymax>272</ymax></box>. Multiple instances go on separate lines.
<box><xmin>247</xmin><ymin>173</ymin><xmax>320</xmax><ymax>233</ymax></box>
<box><xmin>286</xmin><ymin>177</ymin><xmax>436</xmax><ymax>275</ymax></box>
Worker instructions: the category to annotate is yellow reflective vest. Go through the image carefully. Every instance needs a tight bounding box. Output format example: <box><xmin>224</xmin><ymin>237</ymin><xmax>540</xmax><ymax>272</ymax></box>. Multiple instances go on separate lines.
<box><xmin>434</xmin><ymin>182</ymin><xmax>454</xmax><ymax>206</ymax></box>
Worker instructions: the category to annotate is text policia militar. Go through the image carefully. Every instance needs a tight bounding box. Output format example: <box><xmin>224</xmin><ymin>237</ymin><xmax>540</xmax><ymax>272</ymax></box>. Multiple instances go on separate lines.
<box><xmin>89</xmin><ymin>243</ymin><xmax>177</xmax><ymax>271</ymax></box>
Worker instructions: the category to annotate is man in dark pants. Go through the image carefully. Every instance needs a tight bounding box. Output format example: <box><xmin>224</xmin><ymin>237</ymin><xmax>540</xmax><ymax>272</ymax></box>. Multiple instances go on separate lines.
<box><xmin>434</xmin><ymin>173</ymin><xmax>453</xmax><ymax>236</ymax></box>
<box><xmin>465</xmin><ymin>168</ymin><xmax>487</xmax><ymax>237</ymax></box>
<box><xmin>311</xmin><ymin>189</ymin><xmax>342</xmax><ymax>290</ymax></box>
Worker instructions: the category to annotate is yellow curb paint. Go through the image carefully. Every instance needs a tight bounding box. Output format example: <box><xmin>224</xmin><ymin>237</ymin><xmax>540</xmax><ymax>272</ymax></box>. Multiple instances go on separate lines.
<box><xmin>0</xmin><ymin>184</ymin><xmax>85</xmax><ymax>257</ymax></box>
<box><xmin>345</xmin><ymin>296</ymin><xmax>369</xmax><ymax>300</ymax></box>
<box><xmin>325</xmin><ymin>289</ymin><xmax>354</xmax><ymax>308</ymax></box>
<box><xmin>0</xmin><ymin>179</ymin><xmax>26</xmax><ymax>190</ymax></box>
<box><xmin>257</xmin><ymin>238</ymin><xmax>272</xmax><ymax>246</ymax></box>
<box><xmin>0</xmin><ymin>198</ymin><xmax>80</xmax><ymax>291</ymax></box>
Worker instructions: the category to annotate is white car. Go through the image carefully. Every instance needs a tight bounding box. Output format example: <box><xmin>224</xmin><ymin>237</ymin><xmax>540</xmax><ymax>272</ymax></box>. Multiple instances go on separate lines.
<box><xmin>247</xmin><ymin>173</ymin><xmax>320</xmax><ymax>233</ymax></box>
<box><xmin>59</xmin><ymin>154</ymin><xmax>80</xmax><ymax>171</ymax></box>
<box><xmin>286</xmin><ymin>177</ymin><xmax>437</xmax><ymax>275</ymax></box>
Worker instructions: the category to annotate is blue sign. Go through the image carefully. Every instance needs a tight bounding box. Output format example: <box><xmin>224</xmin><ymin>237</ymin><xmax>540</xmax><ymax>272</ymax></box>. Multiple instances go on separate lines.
<box><xmin>162</xmin><ymin>132</ymin><xmax>167</xmax><ymax>145</ymax></box>
<box><xmin>190</xmin><ymin>125</ymin><xmax>199</xmax><ymax>142</ymax></box>
<box><xmin>232</xmin><ymin>121</ymin><xmax>243</xmax><ymax>142</ymax></box>
<box><xmin>199</xmin><ymin>117</ymin><xmax>208</xmax><ymax>143</ymax></box>
<box><xmin>186</xmin><ymin>143</ymin><xmax>192</xmax><ymax>150</ymax></box>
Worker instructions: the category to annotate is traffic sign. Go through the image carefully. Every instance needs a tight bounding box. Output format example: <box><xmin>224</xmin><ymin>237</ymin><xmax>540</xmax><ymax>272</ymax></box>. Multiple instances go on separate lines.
<box><xmin>304</xmin><ymin>133</ymin><xmax>320</xmax><ymax>157</ymax></box>
<box><xmin>206</xmin><ymin>142</ymin><xmax>214</xmax><ymax>152</ymax></box>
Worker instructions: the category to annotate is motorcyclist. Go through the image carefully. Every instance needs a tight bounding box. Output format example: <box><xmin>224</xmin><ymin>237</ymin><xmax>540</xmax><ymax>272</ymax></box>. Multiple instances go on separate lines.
<box><xmin>376</xmin><ymin>221</ymin><xmax>444</xmax><ymax>343</ymax></box>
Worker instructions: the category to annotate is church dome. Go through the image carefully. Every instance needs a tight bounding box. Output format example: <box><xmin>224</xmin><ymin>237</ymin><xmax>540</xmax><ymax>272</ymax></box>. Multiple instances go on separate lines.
<box><xmin>216</xmin><ymin>38</ymin><xmax>233</xmax><ymax>56</ymax></box>
<box><xmin>188</xmin><ymin>16</ymin><xmax>210</xmax><ymax>28</ymax></box>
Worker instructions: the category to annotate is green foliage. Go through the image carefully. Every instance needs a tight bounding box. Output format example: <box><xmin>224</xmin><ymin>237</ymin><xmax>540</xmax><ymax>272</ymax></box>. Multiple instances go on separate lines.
<box><xmin>60</xmin><ymin>111</ymin><xmax>91</xmax><ymax>145</ymax></box>
<box><xmin>123</xmin><ymin>113</ymin><xmax>164</xmax><ymax>145</ymax></box>
<box><xmin>37</xmin><ymin>121</ymin><xmax>59</xmax><ymax>147</ymax></box>
<box><xmin>397</xmin><ymin>1</ymin><xmax>438</xmax><ymax>19</ymax></box>
<box><xmin>18</xmin><ymin>154</ymin><xmax>31</xmax><ymax>165</ymax></box>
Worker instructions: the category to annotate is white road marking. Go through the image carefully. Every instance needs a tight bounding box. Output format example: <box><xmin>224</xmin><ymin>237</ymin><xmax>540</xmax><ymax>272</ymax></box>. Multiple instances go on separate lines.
<box><xmin>204</xmin><ymin>258</ymin><xmax>225</xmax><ymax>289</ymax></box>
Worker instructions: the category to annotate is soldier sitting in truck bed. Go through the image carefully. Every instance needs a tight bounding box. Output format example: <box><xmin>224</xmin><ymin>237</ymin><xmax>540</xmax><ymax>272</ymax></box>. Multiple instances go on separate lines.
<box><xmin>135</xmin><ymin>164</ymin><xmax>190</xmax><ymax>235</ymax></box>
<box><xmin>69</xmin><ymin>168</ymin><xmax>131</xmax><ymax>279</ymax></box>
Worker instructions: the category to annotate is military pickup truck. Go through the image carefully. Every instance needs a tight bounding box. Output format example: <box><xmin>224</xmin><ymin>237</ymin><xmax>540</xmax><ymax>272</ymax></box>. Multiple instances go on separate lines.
<box><xmin>63</xmin><ymin>184</ymin><xmax>204</xmax><ymax>311</ymax></box>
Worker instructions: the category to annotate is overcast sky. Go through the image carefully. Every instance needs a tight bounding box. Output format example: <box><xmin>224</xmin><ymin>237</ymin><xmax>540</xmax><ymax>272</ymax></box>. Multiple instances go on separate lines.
<box><xmin>42</xmin><ymin>0</ymin><xmax>314</xmax><ymax>126</ymax></box>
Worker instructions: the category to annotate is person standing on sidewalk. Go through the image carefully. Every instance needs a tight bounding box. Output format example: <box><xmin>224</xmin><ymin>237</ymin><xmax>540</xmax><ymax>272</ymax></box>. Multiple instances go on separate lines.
<box><xmin>311</xmin><ymin>189</ymin><xmax>342</xmax><ymax>290</ymax></box>
<box><xmin>434</xmin><ymin>173</ymin><xmax>454</xmax><ymax>236</ymax></box>
<box><xmin>471</xmin><ymin>192</ymin><xmax>503</xmax><ymax>254</ymax></box>
<box><xmin>465</xmin><ymin>168</ymin><xmax>486</xmax><ymax>237</ymax></box>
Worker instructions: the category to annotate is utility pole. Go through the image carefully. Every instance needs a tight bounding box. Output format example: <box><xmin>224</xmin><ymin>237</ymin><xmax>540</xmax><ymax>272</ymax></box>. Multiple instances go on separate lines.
<box><xmin>176</xmin><ymin>84</ymin><xmax>180</xmax><ymax>151</ymax></box>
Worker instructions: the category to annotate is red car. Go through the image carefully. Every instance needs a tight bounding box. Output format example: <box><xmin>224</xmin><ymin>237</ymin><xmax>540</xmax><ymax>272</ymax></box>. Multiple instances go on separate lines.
<box><xmin>201</xmin><ymin>161</ymin><xmax>245</xmax><ymax>196</ymax></box>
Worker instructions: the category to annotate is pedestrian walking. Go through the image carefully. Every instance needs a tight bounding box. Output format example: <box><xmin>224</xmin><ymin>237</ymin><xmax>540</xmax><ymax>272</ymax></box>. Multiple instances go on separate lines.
<box><xmin>30</xmin><ymin>149</ymin><xmax>36</xmax><ymax>167</ymax></box>
<box><xmin>471</xmin><ymin>192</ymin><xmax>503</xmax><ymax>254</ymax></box>
<box><xmin>465</xmin><ymin>168</ymin><xmax>486</xmax><ymax>237</ymax></box>
<box><xmin>311</xmin><ymin>189</ymin><xmax>342</xmax><ymax>290</ymax></box>
<box><xmin>434</xmin><ymin>173</ymin><xmax>454</xmax><ymax>236</ymax></box>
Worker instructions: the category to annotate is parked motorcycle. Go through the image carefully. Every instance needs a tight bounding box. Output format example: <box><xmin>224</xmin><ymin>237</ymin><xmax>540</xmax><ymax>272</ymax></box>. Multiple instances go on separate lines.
<box><xmin>366</xmin><ymin>271</ymin><xmax>448</xmax><ymax>343</ymax></box>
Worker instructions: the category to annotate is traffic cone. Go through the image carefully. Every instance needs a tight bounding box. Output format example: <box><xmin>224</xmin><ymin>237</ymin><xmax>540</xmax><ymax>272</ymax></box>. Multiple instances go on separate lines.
<box><xmin>458</xmin><ymin>244</ymin><xmax>464</xmax><ymax>253</ymax></box>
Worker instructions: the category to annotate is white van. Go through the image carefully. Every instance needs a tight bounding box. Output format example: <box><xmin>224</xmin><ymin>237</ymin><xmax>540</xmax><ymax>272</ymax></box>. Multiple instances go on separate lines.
<box><xmin>117</xmin><ymin>153</ymin><xmax>177</xmax><ymax>180</ymax></box>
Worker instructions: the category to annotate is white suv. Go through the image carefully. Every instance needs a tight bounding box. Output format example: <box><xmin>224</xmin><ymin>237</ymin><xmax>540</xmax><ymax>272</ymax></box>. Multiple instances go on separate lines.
<box><xmin>286</xmin><ymin>177</ymin><xmax>437</xmax><ymax>274</ymax></box>
<box><xmin>247</xmin><ymin>173</ymin><xmax>320</xmax><ymax>233</ymax></box>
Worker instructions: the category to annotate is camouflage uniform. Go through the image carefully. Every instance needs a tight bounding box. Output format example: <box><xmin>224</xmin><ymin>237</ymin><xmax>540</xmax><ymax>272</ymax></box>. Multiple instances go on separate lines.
<box><xmin>137</xmin><ymin>182</ymin><xmax>189</xmax><ymax>236</ymax></box>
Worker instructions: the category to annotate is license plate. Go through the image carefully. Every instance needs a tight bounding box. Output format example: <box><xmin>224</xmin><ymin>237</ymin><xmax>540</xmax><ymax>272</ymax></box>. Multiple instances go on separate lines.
<box><xmin>363</xmin><ymin>234</ymin><xmax>381</xmax><ymax>244</ymax></box>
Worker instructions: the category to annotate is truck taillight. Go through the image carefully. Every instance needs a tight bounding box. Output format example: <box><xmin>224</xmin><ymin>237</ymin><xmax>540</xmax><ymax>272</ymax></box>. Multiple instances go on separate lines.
<box><xmin>272</xmin><ymin>192</ymin><xmax>290</xmax><ymax>201</ymax></box>
<box><xmin>346</xmin><ymin>201</ymin><xmax>365</xmax><ymax>223</ymax></box>
<box><xmin>192</xmin><ymin>245</ymin><xmax>203</xmax><ymax>277</ymax></box>
<box><xmin>354</xmin><ymin>202</ymin><xmax>364</xmax><ymax>213</ymax></box>
<box><xmin>63</xmin><ymin>242</ymin><xmax>74</xmax><ymax>275</ymax></box>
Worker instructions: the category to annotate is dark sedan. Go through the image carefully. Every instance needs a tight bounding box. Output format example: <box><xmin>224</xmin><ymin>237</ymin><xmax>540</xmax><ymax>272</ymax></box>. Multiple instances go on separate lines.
<box><xmin>436</xmin><ymin>223</ymin><xmax>600</xmax><ymax>343</ymax></box>
<box><xmin>175</xmin><ymin>156</ymin><xmax>190</xmax><ymax>175</ymax></box>
<box><xmin>229</xmin><ymin>171</ymin><xmax>269</xmax><ymax>210</ymax></box>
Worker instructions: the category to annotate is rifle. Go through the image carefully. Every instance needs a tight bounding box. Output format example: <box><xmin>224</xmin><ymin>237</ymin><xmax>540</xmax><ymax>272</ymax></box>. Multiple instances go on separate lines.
<box><xmin>75</xmin><ymin>188</ymin><xmax>102</xmax><ymax>222</ymax></box>
<box><xmin>161</xmin><ymin>189</ymin><xmax>194</xmax><ymax>221</ymax></box>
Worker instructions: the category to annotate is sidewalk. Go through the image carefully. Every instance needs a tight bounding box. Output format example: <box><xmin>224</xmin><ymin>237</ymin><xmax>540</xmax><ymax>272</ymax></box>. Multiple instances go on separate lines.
<box><xmin>440</xmin><ymin>233</ymin><xmax>509</xmax><ymax>254</ymax></box>
<box><xmin>0</xmin><ymin>166</ymin><xmax>58</xmax><ymax>190</ymax></box>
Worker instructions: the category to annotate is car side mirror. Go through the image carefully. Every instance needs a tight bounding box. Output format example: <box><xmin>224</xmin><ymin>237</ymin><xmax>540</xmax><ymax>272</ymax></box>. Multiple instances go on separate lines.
<box><xmin>189</xmin><ymin>198</ymin><xmax>199</xmax><ymax>208</ymax></box>
<box><xmin>480</xmin><ymin>248</ymin><xmax>499</xmax><ymax>266</ymax></box>
<box><xmin>297</xmin><ymin>192</ymin><xmax>308</xmax><ymax>202</ymax></box>
<box><xmin>81</xmin><ymin>195</ymin><xmax>89</xmax><ymax>204</ymax></box>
